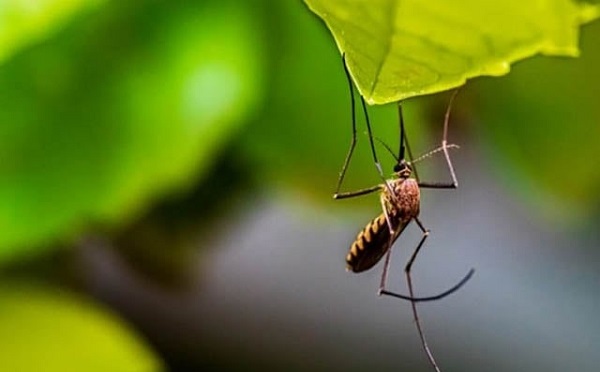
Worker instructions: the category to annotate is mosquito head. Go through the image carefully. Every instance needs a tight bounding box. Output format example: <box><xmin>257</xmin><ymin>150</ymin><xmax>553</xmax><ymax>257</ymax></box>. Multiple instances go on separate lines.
<box><xmin>393</xmin><ymin>159</ymin><xmax>412</xmax><ymax>179</ymax></box>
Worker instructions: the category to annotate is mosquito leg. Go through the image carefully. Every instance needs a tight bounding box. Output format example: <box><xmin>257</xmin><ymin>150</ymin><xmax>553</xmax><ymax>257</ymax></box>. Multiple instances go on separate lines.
<box><xmin>361</xmin><ymin>95</ymin><xmax>395</xmax><ymax>198</ymax></box>
<box><xmin>417</xmin><ymin>146</ymin><xmax>458</xmax><ymax>188</ymax></box>
<box><xmin>406</xmin><ymin>217</ymin><xmax>429</xmax><ymax>272</ymax></box>
<box><xmin>405</xmin><ymin>217</ymin><xmax>441</xmax><ymax>372</ymax></box>
<box><xmin>418</xmin><ymin>90</ymin><xmax>460</xmax><ymax>190</ymax></box>
<box><xmin>417</xmin><ymin>141</ymin><xmax>459</xmax><ymax>188</ymax></box>
<box><xmin>378</xmin><ymin>214</ymin><xmax>474</xmax><ymax>302</ymax></box>
<box><xmin>378</xmin><ymin>249</ymin><xmax>393</xmax><ymax>295</ymax></box>
<box><xmin>377</xmin><ymin>196</ymin><xmax>397</xmax><ymax>295</ymax></box>
<box><xmin>380</xmin><ymin>194</ymin><xmax>396</xmax><ymax>236</ymax></box>
<box><xmin>417</xmin><ymin>180</ymin><xmax>456</xmax><ymax>189</ymax></box>
<box><xmin>333</xmin><ymin>54</ymin><xmax>359</xmax><ymax>198</ymax></box>
<box><xmin>334</xmin><ymin>184</ymin><xmax>382</xmax><ymax>200</ymax></box>
<box><xmin>335</xmin><ymin>55</ymin><xmax>394</xmax><ymax>198</ymax></box>
<box><xmin>442</xmin><ymin>90</ymin><xmax>460</xmax><ymax>149</ymax></box>
<box><xmin>380</xmin><ymin>269</ymin><xmax>474</xmax><ymax>302</ymax></box>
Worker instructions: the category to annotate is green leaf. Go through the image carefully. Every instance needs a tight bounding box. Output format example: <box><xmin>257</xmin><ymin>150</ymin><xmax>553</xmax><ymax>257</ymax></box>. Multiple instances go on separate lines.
<box><xmin>304</xmin><ymin>0</ymin><xmax>599</xmax><ymax>104</ymax></box>
<box><xmin>0</xmin><ymin>2</ymin><xmax>264</xmax><ymax>262</ymax></box>
<box><xmin>0</xmin><ymin>283</ymin><xmax>161</xmax><ymax>371</ymax></box>
<box><xmin>0</xmin><ymin>0</ymin><xmax>105</xmax><ymax>65</ymax></box>
<box><xmin>471</xmin><ymin>19</ymin><xmax>600</xmax><ymax>221</ymax></box>
<box><xmin>242</xmin><ymin>1</ymin><xmax>432</xmax><ymax>204</ymax></box>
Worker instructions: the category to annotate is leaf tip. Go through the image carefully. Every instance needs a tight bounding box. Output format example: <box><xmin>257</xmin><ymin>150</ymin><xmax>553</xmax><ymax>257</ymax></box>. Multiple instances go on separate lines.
<box><xmin>579</xmin><ymin>3</ymin><xmax>600</xmax><ymax>25</ymax></box>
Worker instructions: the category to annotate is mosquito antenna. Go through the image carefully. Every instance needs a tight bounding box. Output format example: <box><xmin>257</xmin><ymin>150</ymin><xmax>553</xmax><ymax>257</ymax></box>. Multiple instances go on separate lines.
<box><xmin>412</xmin><ymin>144</ymin><xmax>460</xmax><ymax>165</ymax></box>
<box><xmin>373</xmin><ymin>135</ymin><xmax>399</xmax><ymax>163</ymax></box>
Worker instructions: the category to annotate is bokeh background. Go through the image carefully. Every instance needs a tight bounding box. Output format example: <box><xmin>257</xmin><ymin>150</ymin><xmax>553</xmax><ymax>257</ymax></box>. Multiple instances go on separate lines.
<box><xmin>1</xmin><ymin>1</ymin><xmax>599</xmax><ymax>371</ymax></box>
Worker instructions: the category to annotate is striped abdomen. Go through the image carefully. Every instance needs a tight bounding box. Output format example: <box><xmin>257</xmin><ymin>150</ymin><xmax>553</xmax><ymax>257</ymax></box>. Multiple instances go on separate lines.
<box><xmin>346</xmin><ymin>213</ymin><xmax>408</xmax><ymax>273</ymax></box>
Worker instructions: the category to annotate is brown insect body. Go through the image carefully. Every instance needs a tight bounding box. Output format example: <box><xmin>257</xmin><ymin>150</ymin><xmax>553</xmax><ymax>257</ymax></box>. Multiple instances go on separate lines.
<box><xmin>346</xmin><ymin>212</ymin><xmax>402</xmax><ymax>273</ymax></box>
<box><xmin>384</xmin><ymin>176</ymin><xmax>421</xmax><ymax>222</ymax></box>
<box><xmin>334</xmin><ymin>68</ymin><xmax>467</xmax><ymax>371</ymax></box>
<box><xmin>346</xmin><ymin>166</ymin><xmax>421</xmax><ymax>273</ymax></box>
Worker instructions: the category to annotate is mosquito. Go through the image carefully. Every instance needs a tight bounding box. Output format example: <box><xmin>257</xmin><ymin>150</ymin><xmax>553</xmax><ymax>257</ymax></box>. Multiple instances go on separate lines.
<box><xmin>334</xmin><ymin>56</ymin><xmax>474</xmax><ymax>372</ymax></box>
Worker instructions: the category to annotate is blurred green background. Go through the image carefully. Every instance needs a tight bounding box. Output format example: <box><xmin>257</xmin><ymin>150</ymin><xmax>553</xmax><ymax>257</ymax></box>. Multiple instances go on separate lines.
<box><xmin>1</xmin><ymin>1</ymin><xmax>599</xmax><ymax>371</ymax></box>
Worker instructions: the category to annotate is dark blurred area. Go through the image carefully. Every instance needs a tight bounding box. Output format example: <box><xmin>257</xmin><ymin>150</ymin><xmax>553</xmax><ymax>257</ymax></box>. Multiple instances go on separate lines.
<box><xmin>1</xmin><ymin>1</ymin><xmax>599</xmax><ymax>371</ymax></box>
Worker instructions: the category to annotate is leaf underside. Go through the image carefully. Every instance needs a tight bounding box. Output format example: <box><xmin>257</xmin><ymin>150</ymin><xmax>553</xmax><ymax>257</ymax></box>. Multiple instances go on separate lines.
<box><xmin>304</xmin><ymin>0</ymin><xmax>599</xmax><ymax>104</ymax></box>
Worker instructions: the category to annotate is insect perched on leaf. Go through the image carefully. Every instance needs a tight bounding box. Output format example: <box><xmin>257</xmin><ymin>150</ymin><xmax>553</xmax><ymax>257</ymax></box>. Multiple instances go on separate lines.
<box><xmin>334</xmin><ymin>55</ymin><xmax>475</xmax><ymax>372</ymax></box>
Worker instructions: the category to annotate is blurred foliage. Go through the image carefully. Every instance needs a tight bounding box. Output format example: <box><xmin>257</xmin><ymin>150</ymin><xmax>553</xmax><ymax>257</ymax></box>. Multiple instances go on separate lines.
<box><xmin>2</xmin><ymin>0</ymin><xmax>594</xmax><ymax>266</ymax></box>
<box><xmin>304</xmin><ymin>0</ymin><xmax>599</xmax><ymax>103</ymax></box>
<box><xmin>0</xmin><ymin>0</ymin><xmax>105</xmax><ymax>64</ymax></box>
<box><xmin>0</xmin><ymin>0</ymin><xmax>263</xmax><ymax>262</ymax></box>
<box><xmin>0</xmin><ymin>282</ymin><xmax>161</xmax><ymax>371</ymax></box>
<box><xmin>113</xmin><ymin>144</ymin><xmax>257</xmax><ymax>288</ymax></box>
<box><xmin>471</xmin><ymin>19</ymin><xmax>600</xmax><ymax>222</ymax></box>
<box><xmin>241</xmin><ymin>1</ymin><xmax>431</xmax><ymax>204</ymax></box>
<box><xmin>0</xmin><ymin>0</ymin><xmax>599</xmax><ymax>369</ymax></box>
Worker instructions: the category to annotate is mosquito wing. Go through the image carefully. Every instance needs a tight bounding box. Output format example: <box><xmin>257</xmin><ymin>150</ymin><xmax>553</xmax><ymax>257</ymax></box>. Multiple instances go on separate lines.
<box><xmin>346</xmin><ymin>213</ymin><xmax>409</xmax><ymax>273</ymax></box>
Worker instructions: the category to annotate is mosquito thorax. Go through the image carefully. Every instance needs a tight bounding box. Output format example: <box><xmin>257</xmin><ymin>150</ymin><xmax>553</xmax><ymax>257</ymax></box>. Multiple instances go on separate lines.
<box><xmin>393</xmin><ymin>160</ymin><xmax>412</xmax><ymax>179</ymax></box>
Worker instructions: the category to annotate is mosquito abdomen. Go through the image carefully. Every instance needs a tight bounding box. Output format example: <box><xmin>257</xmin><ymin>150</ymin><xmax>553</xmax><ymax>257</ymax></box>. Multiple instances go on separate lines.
<box><xmin>346</xmin><ymin>213</ymin><xmax>398</xmax><ymax>273</ymax></box>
